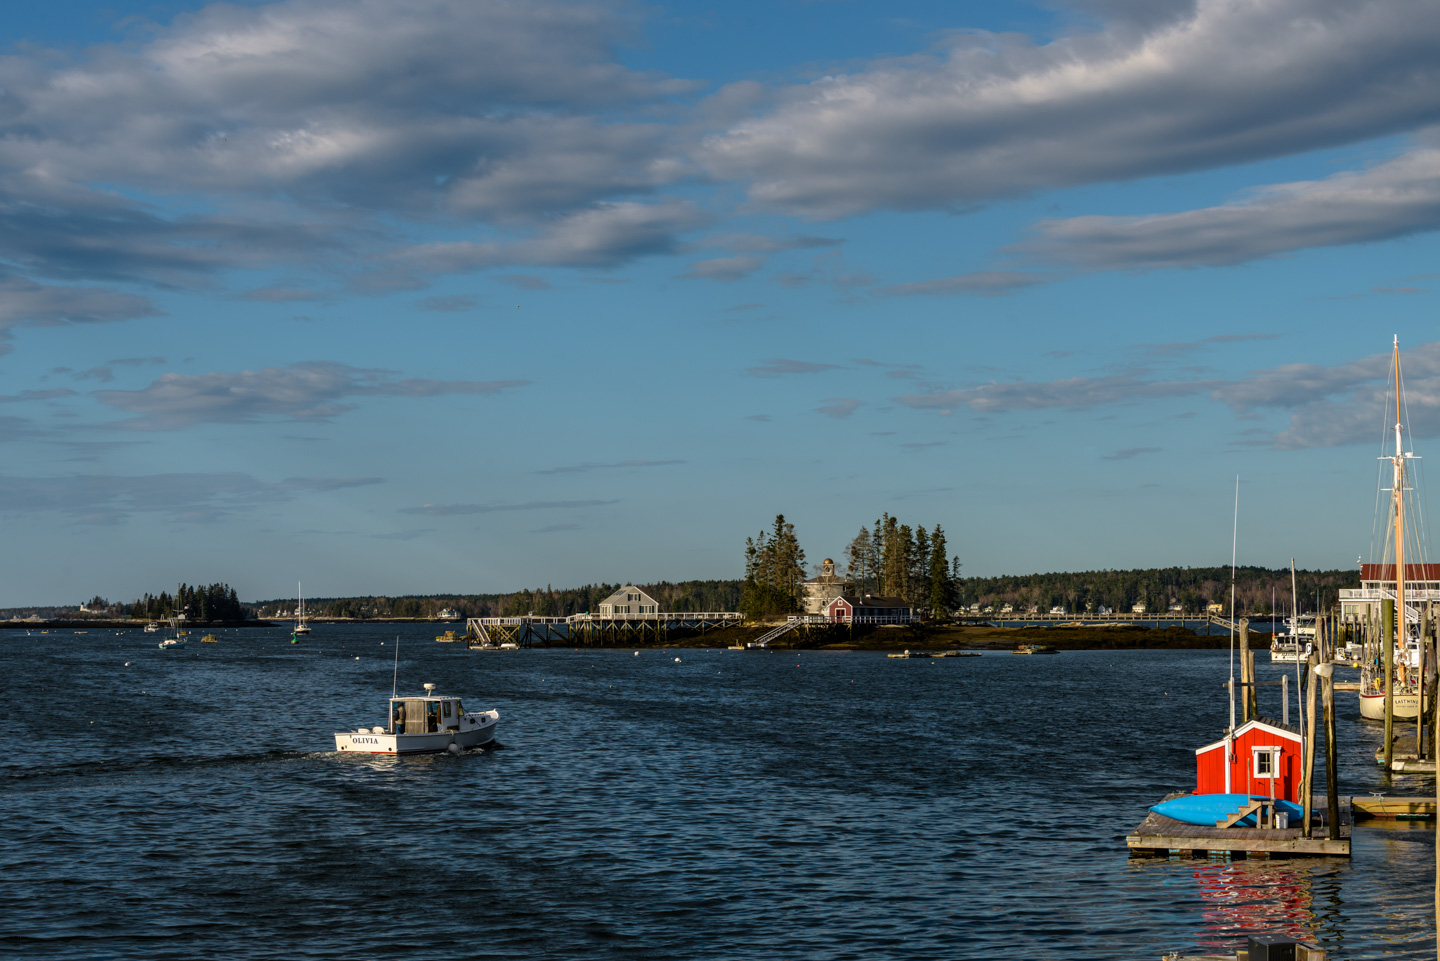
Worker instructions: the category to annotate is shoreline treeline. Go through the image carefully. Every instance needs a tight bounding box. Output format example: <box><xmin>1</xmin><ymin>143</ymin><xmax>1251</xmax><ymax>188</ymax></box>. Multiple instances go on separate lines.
<box><xmin>743</xmin><ymin>513</ymin><xmax>959</xmax><ymax>617</ymax></box>
<box><xmin>129</xmin><ymin>583</ymin><xmax>250</xmax><ymax>622</ymax></box>
<box><xmin>252</xmin><ymin>579</ymin><xmax>743</xmax><ymax>621</ymax></box>
<box><xmin>956</xmin><ymin>565</ymin><xmax>1359</xmax><ymax>615</ymax></box>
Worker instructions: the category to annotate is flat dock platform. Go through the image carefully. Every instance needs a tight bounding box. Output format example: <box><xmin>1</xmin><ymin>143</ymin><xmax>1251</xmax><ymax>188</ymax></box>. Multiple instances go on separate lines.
<box><xmin>1351</xmin><ymin>795</ymin><xmax>1436</xmax><ymax>819</ymax></box>
<box><xmin>1127</xmin><ymin>796</ymin><xmax>1350</xmax><ymax>858</ymax></box>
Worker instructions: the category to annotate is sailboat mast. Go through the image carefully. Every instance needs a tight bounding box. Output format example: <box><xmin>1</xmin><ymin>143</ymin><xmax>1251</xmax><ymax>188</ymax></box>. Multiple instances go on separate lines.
<box><xmin>1395</xmin><ymin>337</ymin><xmax>1406</xmax><ymax>654</ymax></box>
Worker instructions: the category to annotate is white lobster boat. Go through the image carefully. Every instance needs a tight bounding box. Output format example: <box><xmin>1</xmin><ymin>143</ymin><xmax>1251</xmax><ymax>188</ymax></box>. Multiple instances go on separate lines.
<box><xmin>335</xmin><ymin>683</ymin><xmax>498</xmax><ymax>755</ymax></box>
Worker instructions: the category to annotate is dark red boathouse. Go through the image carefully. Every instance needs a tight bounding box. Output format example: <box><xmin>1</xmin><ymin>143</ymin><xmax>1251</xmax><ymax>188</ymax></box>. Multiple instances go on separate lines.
<box><xmin>1194</xmin><ymin>717</ymin><xmax>1303</xmax><ymax>802</ymax></box>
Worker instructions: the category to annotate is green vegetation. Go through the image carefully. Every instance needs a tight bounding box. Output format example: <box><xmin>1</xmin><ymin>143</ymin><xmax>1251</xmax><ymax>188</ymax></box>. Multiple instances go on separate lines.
<box><xmin>843</xmin><ymin>514</ymin><xmax>958</xmax><ymax>617</ymax></box>
<box><xmin>255</xmin><ymin>580</ymin><xmax>744</xmax><ymax>621</ymax></box>
<box><xmin>742</xmin><ymin>514</ymin><xmax>807</xmax><ymax>617</ymax></box>
<box><xmin>956</xmin><ymin>565</ymin><xmax>1358</xmax><ymax>615</ymax></box>
<box><xmin>129</xmin><ymin>583</ymin><xmax>250</xmax><ymax>622</ymax></box>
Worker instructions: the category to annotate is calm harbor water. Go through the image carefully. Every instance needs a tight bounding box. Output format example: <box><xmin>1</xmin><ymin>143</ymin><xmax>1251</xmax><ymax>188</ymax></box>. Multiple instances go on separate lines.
<box><xmin>2</xmin><ymin>626</ymin><xmax>1435</xmax><ymax>959</ymax></box>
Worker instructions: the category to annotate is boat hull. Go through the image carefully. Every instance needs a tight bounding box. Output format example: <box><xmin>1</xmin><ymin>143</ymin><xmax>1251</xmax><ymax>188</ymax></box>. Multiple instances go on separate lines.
<box><xmin>1359</xmin><ymin>691</ymin><xmax>1427</xmax><ymax>720</ymax></box>
<box><xmin>1150</xmin><ymin>794</ymin><xmax>1304</xmax><ymax>828</ymax></box>
<box><xmin>335</xmin><ymin>712</ymin><xmax>498</xmax><ymax>755</ymax></box>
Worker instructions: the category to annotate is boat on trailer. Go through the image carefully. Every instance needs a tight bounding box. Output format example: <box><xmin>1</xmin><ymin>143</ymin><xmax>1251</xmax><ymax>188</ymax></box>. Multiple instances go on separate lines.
<box><xmin>335</xmin><ymin>683</ymin><xmax>498</xmax><ymax>755</ymax></box>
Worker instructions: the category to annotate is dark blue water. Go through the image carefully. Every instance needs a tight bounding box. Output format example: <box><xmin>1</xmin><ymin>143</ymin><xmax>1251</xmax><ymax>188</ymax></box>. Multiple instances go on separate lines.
<box><xmin>2</xmin><ymin>627</ymin><xmax>1434</xmax><ymax>959</ymax></box>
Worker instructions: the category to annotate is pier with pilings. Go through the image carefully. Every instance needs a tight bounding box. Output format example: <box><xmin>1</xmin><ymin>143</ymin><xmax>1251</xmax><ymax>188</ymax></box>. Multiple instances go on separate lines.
<box><xmin>464</xmin><ymin>611</ymin><xmax>744</xmax><ymax>648</ymax></box>
<box><xmin>951</xmin><ymin>611</ymin><xmax>1248</xmax><ymax>632</ymax></box>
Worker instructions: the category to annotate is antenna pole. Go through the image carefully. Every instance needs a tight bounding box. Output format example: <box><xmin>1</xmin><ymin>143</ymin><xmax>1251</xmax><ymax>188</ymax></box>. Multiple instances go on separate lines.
<box><xmin>392</xmin><ymin>635</ymin><xmax>400</xmax><ymax>699</ymax></box>
<box><xmin>1227</xmin><ymin>476</ymin><xmax>1238</xmax><ymax>791</ymax></box>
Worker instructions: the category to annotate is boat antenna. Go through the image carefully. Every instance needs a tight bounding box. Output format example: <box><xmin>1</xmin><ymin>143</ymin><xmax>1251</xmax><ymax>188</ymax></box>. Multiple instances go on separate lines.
<box><xmin>392</xmin><ymin>634</ymin><xmax>400</xmax><ymax>699</ymax></box>
<box><xmin>1229</xmin><ymin>475</ymin><xmax>1238</xmax><ymax>737</ymax></box>
<box><xmin>1292</xmin><ymin>557</ymin><xmax>1304</xmax><ymax>736</ymax></box>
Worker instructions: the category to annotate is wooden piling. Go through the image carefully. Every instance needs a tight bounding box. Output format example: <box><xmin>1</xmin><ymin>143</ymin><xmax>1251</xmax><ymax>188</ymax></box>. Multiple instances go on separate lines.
<box><xmin>1385</xmin><ymin>597</ymin><xmax>1396</xmax><ymax>770</ymax></box>
<box><xmin>1240</xmin><ymin>618</ymin><xmax>1253</xmax><ymax>724</ymax></box>
<box><xmin>1322</xmin><ymin>660</ymin><xmax>1340</xmax><ymax>841</ymax></box>
<box><xmin>1303</xmin><ymin>650</ymin><xmax>1318</xmax><ymax>840</ymax></box>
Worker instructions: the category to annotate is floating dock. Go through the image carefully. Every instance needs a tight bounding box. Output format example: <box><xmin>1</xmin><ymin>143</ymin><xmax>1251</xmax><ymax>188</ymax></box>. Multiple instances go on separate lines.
<box><xmin>1127</xmin><ymin>794</ymin><xmax>1351</xmax><ymax>858</ymax></box>
<box><xmin>1351</xmin><ymin>795</ymin><xmax>1436</xmax><ymax>819</ymax></box>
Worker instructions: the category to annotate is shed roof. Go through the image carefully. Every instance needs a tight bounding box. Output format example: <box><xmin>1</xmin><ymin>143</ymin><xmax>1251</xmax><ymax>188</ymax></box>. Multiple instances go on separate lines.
<box><xmin>839</xmin><ymin>594</ymin><xmax>912</xmax><ymax>609</ymax></box>
<box><xmin>1195</xmin><ymin>716</ymin><xmax>1302</xmax><ymax>755</ymax></box>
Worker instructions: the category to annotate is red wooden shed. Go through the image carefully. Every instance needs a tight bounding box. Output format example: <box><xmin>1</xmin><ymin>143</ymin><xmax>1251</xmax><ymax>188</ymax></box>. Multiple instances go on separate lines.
<box><xmin>1194</xmin><ymin>717</ymin><xmax>1303</xmax><ymax>802</ymax></box>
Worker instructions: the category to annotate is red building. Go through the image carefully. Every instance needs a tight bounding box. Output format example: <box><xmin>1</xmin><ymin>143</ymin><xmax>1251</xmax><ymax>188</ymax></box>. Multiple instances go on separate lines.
<box><xmin>1194</xmin><ymin>717</ymin><xmax>1303</xmax><ymax>802</ymax></box>
<box><xmin>826</xmin><ymin>594</ymin><xmax>916</xmax><ymax>624</ymax></box>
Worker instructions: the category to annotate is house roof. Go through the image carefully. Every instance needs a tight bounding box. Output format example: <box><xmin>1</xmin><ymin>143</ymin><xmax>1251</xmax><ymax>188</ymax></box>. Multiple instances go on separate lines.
<box><xmin>1361</xmin><ymin>563</ymin><xmax>1440</xmax><ymax>582</ymax></box>
<box><xmin>1195</xmin><ymin>716</ymin><xmax>1303</xmax><ymax>755</ymax></box>
<box><xmin>598</xmin><ymin>585</ymin><xmax>658</xmax><ymax>607</ymax></box>
<box><xmin>836</xmin><ymin>593</ymin><xmax>911</xmax><ymax>609</ymax></box>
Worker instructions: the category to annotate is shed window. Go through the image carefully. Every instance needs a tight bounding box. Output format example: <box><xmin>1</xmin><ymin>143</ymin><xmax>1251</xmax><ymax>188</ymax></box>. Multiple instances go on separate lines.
<box><xmin>1252</xmin><ymin>747</ymin><xmax>1279</xmax><ymax>778</ymax></box>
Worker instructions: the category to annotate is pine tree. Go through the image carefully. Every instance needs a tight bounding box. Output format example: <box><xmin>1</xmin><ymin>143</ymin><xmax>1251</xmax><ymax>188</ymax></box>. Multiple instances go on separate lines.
<box><xmin>928</xmin><ymin>525</ymin><xmax>953</xmax><ymax>618</ymax></box>
<box><xmin>911</xmin><ymin>526</ymin><xmax>930</xmax><ymax>606</ymax></box>
<box><xmin>845</xmin><ymin>526</ymin><xmax>871</xmax><ymax>593</ymax></box>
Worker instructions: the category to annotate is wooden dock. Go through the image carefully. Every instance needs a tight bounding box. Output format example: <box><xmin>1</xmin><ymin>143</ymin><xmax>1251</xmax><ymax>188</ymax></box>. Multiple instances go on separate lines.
<box><xmin>1351</xmin><ymin>795</ymin><xmax>1436</xmax><ymax>819</ymax></box>
<box><xmin>1127</xmin><ymin>796</ymin><xmax>1351</xmax><ymax>858</ymax></box>
<box><xmin>464</xmin><ymin>611</ymin><xmax>744</xmax><ymax>647</ymax></box>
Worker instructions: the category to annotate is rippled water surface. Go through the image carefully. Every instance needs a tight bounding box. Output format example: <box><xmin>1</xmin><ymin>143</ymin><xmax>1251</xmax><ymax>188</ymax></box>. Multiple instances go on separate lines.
<box><xmin>3</xmin><ymin>627</ymin><xmax>1435</xmax><ymax>959</ymax></box>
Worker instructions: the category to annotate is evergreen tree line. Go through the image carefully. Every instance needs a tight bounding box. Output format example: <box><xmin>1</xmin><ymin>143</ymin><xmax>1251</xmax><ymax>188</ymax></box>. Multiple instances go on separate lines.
<box><xmin>741</xmin><ymin>513</ymin><xmax>960</xmax><ymax>618</ymax></box>
<box><xmin>843</xmin><ymin>513</ymin><xmax>958</xmax><ymax>617</ymax></box>
<box><xmin>955</xmin><ymin>565</ymin><xmax>1359</xmax><ymax>615</ymax></box>
<box><xmin>742</xmin><ymin>514</ymin><xmax>807</xmax><ymax>617</ymax></box>
<box><xmin>129</xmin><ymin>583</ymin><xmax>250</xmax><ymax>622</ymax></box>
<box><xmin>256</xmin><ymin>580</ymin><xmax>744</xmax><ymax>621</ymax></box>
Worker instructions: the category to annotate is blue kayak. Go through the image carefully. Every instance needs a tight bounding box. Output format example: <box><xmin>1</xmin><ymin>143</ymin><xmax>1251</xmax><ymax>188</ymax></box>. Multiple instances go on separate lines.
<box><xmin>1150</xmin><ymin>794</ymin><xmax>1304</xmax><ymax>827</ymax></box>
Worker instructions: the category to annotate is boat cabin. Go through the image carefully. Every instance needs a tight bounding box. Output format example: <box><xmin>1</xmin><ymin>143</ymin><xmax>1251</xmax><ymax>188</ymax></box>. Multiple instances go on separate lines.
<box><xmin>389</xmin><ymin>695</ymin><xmax>467</xmax><ymax>735</ymax></box>
<box><xmin>1194</xmin><ymin>717</ymin><xmax>1302</xmax><ymax>802</ymax></box>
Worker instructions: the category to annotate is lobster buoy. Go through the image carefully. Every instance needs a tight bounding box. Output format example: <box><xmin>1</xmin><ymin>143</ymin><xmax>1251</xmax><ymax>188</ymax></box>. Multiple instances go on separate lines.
<box><xmin>446</xmin><ymin>741</ymin><xmax>462</xmax><ymax>756</ymax></box>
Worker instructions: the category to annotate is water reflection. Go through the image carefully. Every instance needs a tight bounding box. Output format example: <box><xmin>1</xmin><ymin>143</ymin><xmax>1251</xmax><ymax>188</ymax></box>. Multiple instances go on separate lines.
<box><xmin>1191</xmin><ymin>861</ymin><xmax>1318</xmax><ymax>951</ymax></box>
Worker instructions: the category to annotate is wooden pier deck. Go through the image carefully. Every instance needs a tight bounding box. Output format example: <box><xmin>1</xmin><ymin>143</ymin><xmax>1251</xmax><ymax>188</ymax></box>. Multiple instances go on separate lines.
<box><xmin>1351</xmin><ymin>795</ymin><xmax>1436</xmax><ymax>819</ymax></box>
<box><xmin>1127</xmin><ymin>796</ymin><xmax>1351</xmax><ymax>858</ymax></box>
<box><xmin>464</xmin><ymin>611</ymin><xmax>743</xmax><ymax>647</ymax></box>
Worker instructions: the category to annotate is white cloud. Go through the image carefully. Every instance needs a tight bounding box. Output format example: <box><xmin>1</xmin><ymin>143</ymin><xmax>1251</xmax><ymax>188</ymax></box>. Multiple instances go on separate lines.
<box><xmin>702</xmin><ymin>0</ymin><xmax>1440</xmax><ymax>218</ymax></box>
<box><xmin>93</xmin><ymin>362</ymin><xmax>528</xmax><ymax>429</ymax></box>
<box><xmin>0</xmin><ymin>276</ymin><xmax>158</xmax><ymax>355</ymax></box>
<box><xmin>400</xmin><ymin>499</ymin><xmax>618</xmax><ymax>515</ymax></box>
<box><xmin>894</xmin><ymin>340</ymin><xmax>1440</xmax><ymax>450</ymax></box>
<box><xmin>878</xmin><ymin>271</ymin><xmax>1047</xmax><ymax>297</ymax></box>
<box><xmin>0</xmin><ymin>472</ymin><xmax>381</xmax><ymax>523</ymax></box>
<box><xmin>400</xmin><ymin>200</ymin><xmax>711</xmax><ymax>272</ymax></box>
<box><xmin>682</xmin><ymin>255</ymin><xmax>764</xmax><ymax>282</ymax></box>
<box><xmin>1024</xmin><ymin>142</ymin><xmax>1440</xmax><ymax>269</ymax></box>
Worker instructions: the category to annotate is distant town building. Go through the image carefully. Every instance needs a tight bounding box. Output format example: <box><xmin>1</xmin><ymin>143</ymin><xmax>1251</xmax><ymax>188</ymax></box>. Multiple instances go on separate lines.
<box><xmin>598</xmin><ymin>586</ymin><xmax>659</xmax><ymax>616</ymax></box>
<box><xmin>1339</xmin><ymin>563</ymin><xmax>1440</xmax><ymax>624</ymax></box>
<box><xmin>801</xmin><ymin>558</ymin><xmax>851</xmax><ymax>615</ymax></box>
<box><xmin>1206</xmin><ymin>602</ymin><xmax>1224</xmax><ymax>615</ymax></box>
<box><xmin>1132</xmin><ymin>603</ymin><xmax>1147</xmax><ymax>614</ymax></box>
<box><xmin>1049</xmin><ymin>605</ymin><xmax>1066</xmax><ymax>615</ymax></box>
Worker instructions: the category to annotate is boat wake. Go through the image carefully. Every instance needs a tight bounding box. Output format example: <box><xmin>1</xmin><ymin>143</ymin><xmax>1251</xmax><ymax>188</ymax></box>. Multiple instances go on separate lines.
<box><xmin>3</xmin><ymin>748</ymin><xmax>318</xmax><ymax>783</ymax></box>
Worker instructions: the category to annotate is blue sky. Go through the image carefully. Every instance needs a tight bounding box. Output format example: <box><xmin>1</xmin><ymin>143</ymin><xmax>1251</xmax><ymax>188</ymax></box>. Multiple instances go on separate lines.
<box><xmin>4</xmin><ymin>0</ymin><xmax>1440</xmax><ymax>606</ymax></box>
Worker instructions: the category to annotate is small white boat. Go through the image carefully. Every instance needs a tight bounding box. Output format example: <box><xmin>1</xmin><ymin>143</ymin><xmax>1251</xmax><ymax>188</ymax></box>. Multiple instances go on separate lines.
<box><xmin>335</xmin><ymin>683</ymin><xmax>498</xmax><ymax>755</ymax></box>
<box><xmin>143</xmin><ymin>622</ymin><xmax>160</xmax><ymax>634</ymax></box>
<box><xmin>158</xmin><ymin>634</ymin><xmax>187</xmax><ymax>650</ymax></box>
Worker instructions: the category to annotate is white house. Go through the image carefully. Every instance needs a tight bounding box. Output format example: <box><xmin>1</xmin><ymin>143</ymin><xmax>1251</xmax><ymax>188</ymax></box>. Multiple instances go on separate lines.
<box><xmin>598</xmin><ymin>586</ymin><xmax>660</xmax><ymax>616</ymax></box>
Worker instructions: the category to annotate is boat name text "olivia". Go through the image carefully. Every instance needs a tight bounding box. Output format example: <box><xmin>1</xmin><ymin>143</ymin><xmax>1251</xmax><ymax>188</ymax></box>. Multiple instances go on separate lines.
<box><xmin>350</xmin><ymin>736</ymin><xmax>382</xmax><ymax>744</ymax></box>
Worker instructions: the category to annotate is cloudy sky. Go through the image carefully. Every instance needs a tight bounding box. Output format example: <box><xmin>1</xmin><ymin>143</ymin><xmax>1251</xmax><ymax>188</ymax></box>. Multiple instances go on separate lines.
<box><xmin>3</xmin><ymin>0</ymin><xmax>1440</xmax><ymax>606</ymax></box>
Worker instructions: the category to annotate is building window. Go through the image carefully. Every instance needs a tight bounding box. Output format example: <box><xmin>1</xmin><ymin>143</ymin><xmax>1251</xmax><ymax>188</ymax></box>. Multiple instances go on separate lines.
<box><xmin>1252</xmin><ymin>747</ymin><xmax>1279</xmax><ymax>779</ymax></box>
